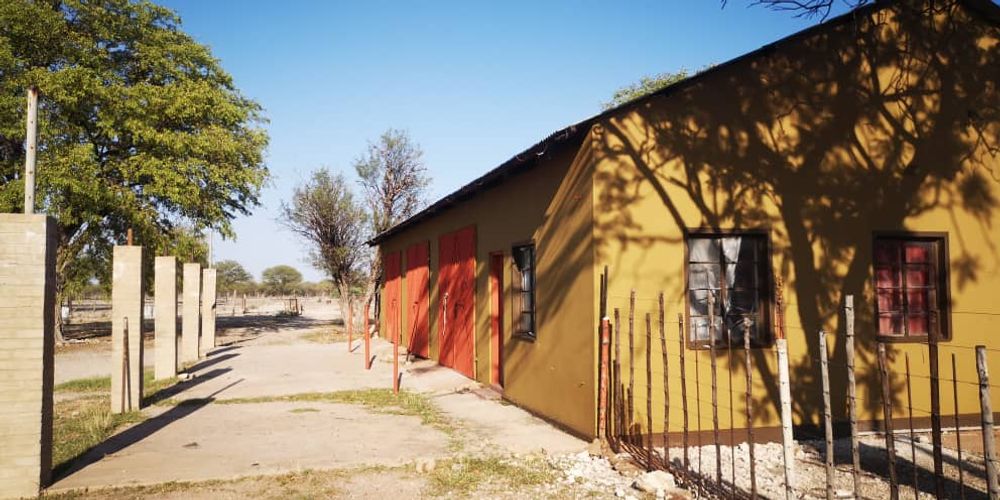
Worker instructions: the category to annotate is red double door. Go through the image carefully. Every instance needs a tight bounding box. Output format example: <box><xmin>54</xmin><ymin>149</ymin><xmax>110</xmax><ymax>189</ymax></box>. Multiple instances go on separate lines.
<box><xmin>383</xmin><ymin>252</ymin><xmax>402</xmax><ymax>345</ymax></box>
<box><xmin>405</xmin><ymin>242</ymin><xmax>430</xmax><ymax>358</ymax></box>
<box><xmin>438</xmin><ymin>226</ymin><xmax>476</xmax><ymax>379</ymax></box>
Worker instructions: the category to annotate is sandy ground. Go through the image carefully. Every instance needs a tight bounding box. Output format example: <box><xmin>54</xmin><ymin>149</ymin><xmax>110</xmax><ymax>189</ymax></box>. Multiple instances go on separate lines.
<box><xmin>48</xmin><ymin>301</ymin><xmax>588</xmax><ymax>495</ymax></box>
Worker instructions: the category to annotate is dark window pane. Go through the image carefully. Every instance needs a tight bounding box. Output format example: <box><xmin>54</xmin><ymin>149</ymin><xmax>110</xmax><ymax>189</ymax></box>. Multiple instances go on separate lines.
<box><xmin>875</xmin><ymin>266</ymin><xmax>901</xmax><ymax>288</ymax></box>
<box><xmin>877</xmin><ymin>290</ymin><xmax>903</xmax><ymax>313</ymax></box>
<box><xmin>875</xmin><ymin>241</ymin><xmax>900</xmax><ymax>263</ymax></box>
<box><xmin>879</xmin><ymin>314</ymin><xmax>904</xmax><ymax>335</ymax></box>
<box><xmin>906</xmin><ymin>290</ymin><xmax>928</xmax><ymax>312</ymax></box>
<box><xmin>905</xmin><ymin>243</ymin><xmax>931</xmax><ymax>263</ymax></box>
<box><xmin>905</xmin><ymin>266</ymin><xmax>929</xmax><ymax>287</ymax></box>
<box><xmin>726</xmin><ymin>290</ymin><xmax>758</xmax><ymax>315</ymax></box>
<box><xmin>689</xmin><ymin>290</ymin><xmax>722</xmax><ymax>317</ymax></box>
<box><xmin>907</xmin><ymin>314</ymin><xmax>929</xmax><ymax>335</ymax></box>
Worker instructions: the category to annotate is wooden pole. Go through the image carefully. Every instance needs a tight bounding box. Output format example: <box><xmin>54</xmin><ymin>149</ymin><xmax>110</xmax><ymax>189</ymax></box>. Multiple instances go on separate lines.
<box><xmin>646</xmin><ymin>313</ymin><xmax>654</xmax><ymax>472</ymax></box>
<box><xmin>775</xmin><ymin>279</ymin><xmax>795</xmax><ymax>499</ymax></box>
<box><xmin>927</xmin><ymin>314</ymin><xmax>944</xmax><ymax>499</ymax></box>
<box><xmin>708</xmin><ymin>293</ymin><xmax>721</xmax><ymax>485</ymax></box>
<box><xmin>877</xmin><ymin>343</ymin><xmax>900</xmax><ymax>500</ymax></box>
<box><xmin>392</xmin><ymin>301</ymin><xmax>399</xmax><ymax>394</ymax></box>
<box><xmin>615</xmin><ymin>308</ymin><xmax>622</xmax><ymax>448</ymax></box>
<box><xmin>905</xmin><ymin>354</ymin><xmax>918</xmax><ymax>500</ymax></box>
<box><xmin>744</xmin><ymin>318</ymin><xmax>757</xmax><ymax>499</ymax></box>
<box><xmin>364</xmin><ymin>302</ymin><xmax>371</xmax><ymax>370</ymax></box>
<box><xmin>347</xmin><ymin>298</ymin><xmax>353</xmax><ymax>351</ymax></box>
<box><xmin>819</xmin><ymin>329</ymin><xmax>834</xmax><ymax>500</ymax></box>
<box><xmin>728</xmin><ymin>335</ymin><xmax>737</xmax><ymax>497</ymax></box>
<box><xmin>629</xmin><ymin>290</ymin><xmax>636</xmax><ymax>443</ymax></box>
<box><xmin>845</xmin><ymin>295</ymin><xmax>861</xmax><ymax>500</ymax></box>
<box><xmin>23</xmin><ymin>86</ymin><xmax>38</xmax><ymax>215</ymax></box>
<box><xmin>952</xmin><ymin>353</ymin><xmax>967</xmax><ymax>500</ymax></box>
<box><xmin>659</xmin><ymin>294</ymin><xmax>669</xmax><ymax>463</ymax></box>
<box><xmin>976</xmin><ymin>345</ymin><xmax>1000</xmax><ymax>498</ymax></box>
<box><xmin>679</xmin><ymin>313</ymin><xmax>689</xmax><ymax>468</ymax></box>
<box><xmin>598</xmin><ymin>317</ymin><xmax>611</xmax><ymax>441</ymax></box>
<box><xmin>695</xmin><ymin>345</ymin><xmax>703</xmax><ymax>478</ymax></box>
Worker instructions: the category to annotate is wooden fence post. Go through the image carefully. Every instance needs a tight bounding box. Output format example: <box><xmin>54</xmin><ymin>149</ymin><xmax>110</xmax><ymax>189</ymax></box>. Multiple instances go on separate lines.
<box><xmin>679</xmin><ymin>313</ymin><xmax>689</xmax><ymax>468</ymax></box>
<box><xmin>905</xmin><ymin>354</ymin><xmax>919</xmax><ymax>498</ymax></box>
<box><xmin>976</xmin><ymin>345</ymin><xmax>1000</xmax><ymax>498</ymax></box>
<box><xmin>877</xmin><ymin>343</ymin><xmax>899</xmax><ymax>500</ymax></box>
<box><xmin>659</xmin><ymin>294</ymin><xmax>669</xmax><ymax>463</ymax></box>
<box><xmin>629</xmin><ymin>290</ymin><xmax>636</xmax><ymax>443</ymax></box>
<box><xmin>708</xmin><ymin>292</ymin><xmax>721</xmax><ymax>485</ymax></box>
<box><xmin>646</xmin><ymin>313</ymin><xmax>654</xmax><ymax>472</ymax></box>
<box><xmin>845</xmin><ymin>295</ymin><xmax>861</xmax><ymax>499</ymax></box>
<box><xmin>819</xmin><ymin>329</ymin><xmax>834</xmax><ymax>500</ymax></box>
<box><xmin>599</xmin><ymin>317</ymin><xmax>611</xmax><ymax>441</ymax></box>
<box><xmin>951</xmin><ymin>353</ymin><xmax>967</xmax><ymax>500</ymax></box>
<box><xmin>927</xmin><ymin>315</ymin><xmax>944</xmax><ymax>498</ymax></box>
<box><xmin>743</xmin><ymin>318</ymin><xmax>757</xmax><ymax>498</ymax></box>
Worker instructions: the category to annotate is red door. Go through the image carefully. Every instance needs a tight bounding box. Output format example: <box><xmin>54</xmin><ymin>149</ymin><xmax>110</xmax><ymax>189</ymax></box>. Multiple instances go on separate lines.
<box><xmin>438</xmin><ymin>226</ymin><xmax>476</xmax><ymax>379</ymax></box>
<box><xmin>406</xmin><ymin>242</ymin><xmax>430</xmax><ymax>358</ymax></box>
<box><xmin>489</xmin><ymin>252</ymin><xmax>504</xmax><ymax>388</ymax></box>
<box><xmin>384</xmin><ymin>251</ymin><xmax>402</xmax><ymax>346</ymax></box>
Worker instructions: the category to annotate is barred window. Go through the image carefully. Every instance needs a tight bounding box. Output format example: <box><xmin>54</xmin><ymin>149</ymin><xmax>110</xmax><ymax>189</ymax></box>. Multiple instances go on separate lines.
<box><xmin>687</xmin><ymin>234</ymin><xmax>771</xmax><ymax>348</ymax></box>
<box><xmin>512</xmin><ymin>243</ymin><xmax>536</xmax><ymax>339</ymax></box>
<box><xmin>874</xmin><ymin>236</ymin><xmax>948</xmax><ymax>339</ymax></box>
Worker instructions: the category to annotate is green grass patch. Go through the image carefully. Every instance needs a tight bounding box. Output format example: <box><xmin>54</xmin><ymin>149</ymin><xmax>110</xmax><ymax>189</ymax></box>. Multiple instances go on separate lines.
<box><xmin>52</xmin><ymin>395</ymin><xmax>146</xmax><ymax>476</ymax></box>
<box><xmin>55</xmin><ymin>369</ymin><xmax>178</xmax><ymax>400</ymax></box>
<box><xmin>426</xmin><ymin>455</ymin><xmax>555</xmax><ymax>497</ymax></box>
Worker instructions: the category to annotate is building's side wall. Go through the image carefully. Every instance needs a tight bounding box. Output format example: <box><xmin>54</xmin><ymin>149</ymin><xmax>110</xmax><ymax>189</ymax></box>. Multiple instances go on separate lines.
<box><xmin>593</xmin><ymin>1</ymin><xmax>1000</xmax><ymax>434</ymax></box>
<box><xmin>379</xmin><ymin>134</ymin><xmax>597</xmax><ymax>436</ymax></box>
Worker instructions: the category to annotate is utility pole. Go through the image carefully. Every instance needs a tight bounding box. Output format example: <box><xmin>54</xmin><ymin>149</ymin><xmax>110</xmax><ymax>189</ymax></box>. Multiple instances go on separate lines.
<box><xmin>23</xmin><ymin>86</ymin><xmax>38</xmax><ymax>214</ymax></box>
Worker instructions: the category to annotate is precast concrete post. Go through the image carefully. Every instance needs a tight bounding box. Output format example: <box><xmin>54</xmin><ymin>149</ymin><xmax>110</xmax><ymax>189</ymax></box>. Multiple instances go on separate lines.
<box><xmin>111</xmin><ymin>245</ymin><xmax>144</xmax><ymax>413</ymax></box>
<box><xmin>181</xmin><ymin>263</ymin><xmax>201</xmax><ymax>364</ymax></box>
<box><xmin>0</xmin><ymin>214</ymin><xmax>56</xmax><ymax>497</ymax></box>
<box><xmin>154</xmin><ymin>256</ymin><xmax>177</xmax><ymax>380</ymax></box>
<box><xmin>200</xmin><ymin>268</ymin><xmax>217</xmax><ymax>356</ymax></box>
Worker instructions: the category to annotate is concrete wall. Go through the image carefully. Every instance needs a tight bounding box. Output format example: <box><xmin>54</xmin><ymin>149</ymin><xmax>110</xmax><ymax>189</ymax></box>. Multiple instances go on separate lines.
<box><xmin>154</xmin><ymin>256</ymin><xmax>177</xmax><ymax>380</ymax></box>
<box><xmin>592</xmin><ymin>0</ymin><xmax>1000</xmax><ymax>434</ymax></box>
<box><xmin>181</xmin><ymin>263</ymin><xmax>201</xmax><ymax>364</ymax></box>
<box><xmin>378</xmin><ymin>134</ymin><xmax>597</xmax><ymax>437</ymax></box>
<box><xmin>200</xmin><ymin>268</ymin><xmax>216</xmax><ymax>355</ymax></box>
<box><xmin>0</xmin><ymin>214</ymin><xmax>56</xmax><ymax>497</ymax></box>
<box><xmin>111</xmin><ymin>245</ymin><xmax>144</xmax><ymax>413</ymax></box>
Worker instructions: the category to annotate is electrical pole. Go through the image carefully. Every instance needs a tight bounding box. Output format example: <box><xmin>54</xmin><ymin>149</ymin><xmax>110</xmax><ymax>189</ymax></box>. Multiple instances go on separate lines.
<box><xmin>23</xmin><ymin>86</ymin><xmax>38</xmax><ymax>214</ymax></box>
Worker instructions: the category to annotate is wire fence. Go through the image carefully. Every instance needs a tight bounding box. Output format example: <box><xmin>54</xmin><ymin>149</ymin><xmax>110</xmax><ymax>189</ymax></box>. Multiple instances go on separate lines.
<box><xmin>597</xmin><ymin>268</ymin><xmax>1000</xmax><ymax>499</ymax></box>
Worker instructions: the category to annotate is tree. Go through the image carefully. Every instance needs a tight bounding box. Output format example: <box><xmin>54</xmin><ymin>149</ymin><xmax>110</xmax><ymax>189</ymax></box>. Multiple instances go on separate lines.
<box><xmin>726</xmin><ymin>0</ymin><xmax>868</xmax><ymax>20</ymax></box>
<box><xmin>354</xmin><ymin>129</ymin><xmax>430</xmax><ymax>308</ymax></box>
<box><xmin>280</xmin><ymin>169</ymin><xmax>367</xmax><ymax>317</ymax></box>
<box><xmin>602</xmin><ymin>70</ymin><xmax>693</xmax><ymax>110</ymax></box>
<box><xmin>0</xmin><ymin>0</ymin><xmax>269</xmax><ymax>340</ymax></box>
<box><xmin>216</xmin><ymin>260</ymin><xmax>255</xmax><ymax>295</ymax></box>
<box><xmin>261</xmin><ymin>265</ymin><xmax>303</xmax><ymax>296</ymax></box>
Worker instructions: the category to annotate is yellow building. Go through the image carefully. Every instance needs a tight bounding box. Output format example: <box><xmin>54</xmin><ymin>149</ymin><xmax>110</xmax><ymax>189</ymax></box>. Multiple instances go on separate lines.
<box><xmin>372</xmin><ymin>0</ymin><xmax>1000</xmax><ymax>440</ymax></box>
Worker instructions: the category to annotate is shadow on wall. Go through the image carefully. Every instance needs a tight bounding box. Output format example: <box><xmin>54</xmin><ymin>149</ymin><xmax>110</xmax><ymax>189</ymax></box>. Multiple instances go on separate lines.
<box><xmin>595</xmin><ymin>1</ymin><xmax>999</xmax><ymax>429</ymax></box>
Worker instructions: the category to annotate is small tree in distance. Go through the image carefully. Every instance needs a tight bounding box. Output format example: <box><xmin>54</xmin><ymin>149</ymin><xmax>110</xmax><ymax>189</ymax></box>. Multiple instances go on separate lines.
<box><xmin>280</xmin><ymin>169</ymin><xmax>367</xmax><ymax>320</ymax></box>
<box><xmin>216</xmin><ymin>260</ymin><xmax>255</xmax><ymax>295</ymax></box>
<box><xmin>355</xmin><ymin>129</ymin><xmax>430</xmax><ymax>310</ymax></box>
<box><xmin>261</xmin><ymin>265</ymin><xmax>303</xmax><ymax>296</ymax></box>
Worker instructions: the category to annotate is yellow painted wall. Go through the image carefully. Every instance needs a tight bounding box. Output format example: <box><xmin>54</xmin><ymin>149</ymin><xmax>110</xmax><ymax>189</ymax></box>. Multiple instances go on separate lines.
<box><xmin>378</xmin><ymin>134</ymin><xmax>598</xmax><ymax>436</ymax></box>
<box><xmin>592</xmin><ymin>0</ymin><xmax>1000</xmax><ymax>435</ymax></box>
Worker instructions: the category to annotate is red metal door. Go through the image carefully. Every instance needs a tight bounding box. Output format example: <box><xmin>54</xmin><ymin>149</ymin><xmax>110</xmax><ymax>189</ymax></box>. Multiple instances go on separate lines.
<box><xmin>437</xmin><ymin>232</ymin><xmax>455</xmax><ymax>369</ymax></box>
<box><xmin>489</xmin><ymin>252</ymin><xmax>504</xmax><ymax>387</ymax></box>
<box><xmin>384</xmin><ymin>251</ymin><xmax>402</xmax><ymax>346</ymax></box>
<box><xmin>406</xmin><ymin>242</ymin><xmax>430</xmax><ymax>358</ymax></box>
<box><xmin>437</xmin><ymin>226</ymin><xmax>475</xmax><ymax>379</ymax></box>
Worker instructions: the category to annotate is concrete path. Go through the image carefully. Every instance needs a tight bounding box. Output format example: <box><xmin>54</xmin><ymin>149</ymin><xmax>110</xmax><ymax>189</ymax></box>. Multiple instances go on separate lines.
<box><xmin>49</xmin><ymin>303</ymin><xmax>586</xmax><ymax>493</ymax></box>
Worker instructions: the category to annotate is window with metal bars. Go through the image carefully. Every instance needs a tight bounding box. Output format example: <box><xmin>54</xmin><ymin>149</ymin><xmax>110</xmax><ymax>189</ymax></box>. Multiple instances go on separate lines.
<box><xmin>686</xmin><ymin>233</ymin><xmax>772</xmax><ymax>348</ymax></box>
<box><xmin>512</xmin><ymin>243</ymin><xmax>536</xmax><ymax>339</ymax></box>
<box><xmin>873</xmin><ymin>235</ymin><xmax>949</xmax><ymax>340</ymax></box>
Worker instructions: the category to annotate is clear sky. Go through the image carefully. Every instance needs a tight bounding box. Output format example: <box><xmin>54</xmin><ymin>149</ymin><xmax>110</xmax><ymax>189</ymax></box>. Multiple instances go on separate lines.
<box><xmin>158</xmin><ymin>0</ymin><xmax>843</xmax><ymax>282</ymax></box>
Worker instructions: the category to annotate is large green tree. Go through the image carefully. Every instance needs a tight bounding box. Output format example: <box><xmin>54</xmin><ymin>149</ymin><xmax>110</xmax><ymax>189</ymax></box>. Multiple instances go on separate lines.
<box><xmin>0</xmin><ymin>0</ymin><xmax>269</xmax><ymax>338</ymax></box>
<box><xmin>215</xmin><ymin>259</ymin><xmax>255</xmax><ymax>295</ymax></box>
<box><xmin>261</xmin><ymin>265</ymin><xmax>303</xmax><ymax>296</ymax></box>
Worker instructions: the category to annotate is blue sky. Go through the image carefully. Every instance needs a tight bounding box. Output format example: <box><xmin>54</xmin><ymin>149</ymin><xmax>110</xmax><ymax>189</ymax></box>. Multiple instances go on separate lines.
<box><xmin>159</xmin><ymin>0</ymin><xmax>843</xmax><ymax>282</ymax></box>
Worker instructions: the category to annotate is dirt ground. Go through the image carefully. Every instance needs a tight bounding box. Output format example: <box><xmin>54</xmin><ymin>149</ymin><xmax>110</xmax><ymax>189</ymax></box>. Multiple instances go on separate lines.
<box><xmin>46</xmin><ymin>300</ymin><xmax>602</xmax><ymax>499</ymax></box>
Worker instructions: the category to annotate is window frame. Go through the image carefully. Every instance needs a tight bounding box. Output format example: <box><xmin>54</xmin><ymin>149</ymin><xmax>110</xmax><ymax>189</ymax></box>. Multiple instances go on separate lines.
<box><xmin>872</xmin><ymin>231</ymin><xmax>951</xmax><ymax>343</ymax></box>
<box><xmin>511</xmin><ymin>241</ymin><xmax>537</xmax><ymax>341</ymax></box>
<box><xmin>683</xmin><ymin>229</ymin><xmax>774</xmax><ymax>350</ymax></box>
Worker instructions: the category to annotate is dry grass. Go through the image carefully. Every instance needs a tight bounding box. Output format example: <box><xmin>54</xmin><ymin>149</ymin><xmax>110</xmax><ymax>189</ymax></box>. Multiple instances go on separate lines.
<box><xmin>52</xmin><ymin>395</ymin><xmax>145</xmax><ymax>476</ymax></box>
<box><xmin>426</xmin><ymin>454</ymin><xmax>555</xmax><ymax>497</ymax></box>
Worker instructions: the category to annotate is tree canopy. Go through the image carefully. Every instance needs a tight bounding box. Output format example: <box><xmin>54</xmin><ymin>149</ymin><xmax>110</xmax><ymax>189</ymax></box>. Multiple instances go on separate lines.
<box><xmin>261</xmin><ymin>265</ymin><xmax>303</xmax><ymax>295</ymax></box>
<box><xmin>602</xmin><ymin>70</ymin><xmax>692</xmax><ymax>110</ymax></box>
<box><xmin>215</xmin><ymin>259</ymin><xmax>255</xmax><ymax>294</ymax></box>
<box><xmin>0</xmin><ymin>0</ymin><xmax>269</xmax><ymax>329</ymax></box>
